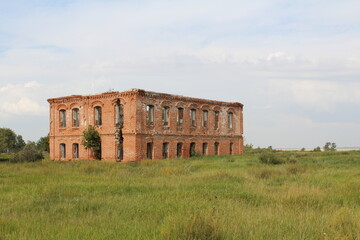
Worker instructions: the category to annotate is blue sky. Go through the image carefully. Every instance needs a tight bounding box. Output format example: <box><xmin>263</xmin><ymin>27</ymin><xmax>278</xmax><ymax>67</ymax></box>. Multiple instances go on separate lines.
<box><xmin>0</xmin><ymin>0</ymin><xmax>359</xmax><ymax>148</ymax></box>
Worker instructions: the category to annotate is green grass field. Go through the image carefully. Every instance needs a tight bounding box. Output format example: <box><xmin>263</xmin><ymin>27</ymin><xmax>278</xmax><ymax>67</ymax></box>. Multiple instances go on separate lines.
<box><xmin>1</xmin><ymin>151</ymin><xmax>360</xmax><ymax>240</ymax></box>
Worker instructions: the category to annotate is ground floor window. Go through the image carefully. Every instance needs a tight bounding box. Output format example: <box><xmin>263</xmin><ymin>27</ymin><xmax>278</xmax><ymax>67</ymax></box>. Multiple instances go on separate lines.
<box><xmin>117</xmin><ymin>142</ymin><xmax>123</xmax><ymax>161</ymax></box>
<box><xmin>230</xmin><ymin>142</ymin><xmax>233</xmax><ymax>155</ymax></box>
<box><xmin>147</xmin><ymin>142</ymin><xmax>153</xmax><ymax>159</ymax></box>
<box><xmin>60</xmin><ymin>144</ymin><xmax>66</xmax><ymax>159</ymax></box>
<box><xmin>203</xmin><ymin>142</ymin><xmax>208</xmax><ymax>155</ymax></box>
<box><xmin>214</xmin><ymin>142</ymin><xmax>219</xmax><ymax>155</ymax></box>
<box><xmin>163</xmin><ymin>142</ymin><xmax>169</xmax><ymax>159</ymax></box>
<box><xmin>177</xmin><ymin>143</ymin><xmax>183</xmax><ymax>157</ymax></box>
<box><xmin>190</xmin><ymin>142</ymin><xmax>196</xmax><ymax>157</ymax></box>
<box><xmin>72</xmin><ymin>143</ymin><xmax>79</xmax><ymax>159</ymax></box>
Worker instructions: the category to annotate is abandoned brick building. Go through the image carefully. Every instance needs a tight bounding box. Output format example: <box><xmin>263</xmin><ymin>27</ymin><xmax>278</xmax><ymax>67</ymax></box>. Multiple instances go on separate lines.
<box><xmin>47</xmin><ymin>89</ymin><xmax>244</xmax><ymax>161</ymax></box>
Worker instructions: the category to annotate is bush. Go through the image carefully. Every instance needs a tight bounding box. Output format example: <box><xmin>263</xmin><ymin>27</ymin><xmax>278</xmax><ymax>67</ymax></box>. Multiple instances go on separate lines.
<box><xmin>313</xmin><ymin>146</ymin><xmax>321</xmax><ymax>152</ymax></box>
<box><xmin>161</xmin><ymin>212</ymin><xmax>222</xmax><ymax>240</ymax></box>
<box><xmin>82</xmin><ymin>126</ymin><xmax>101</xmax><ymax>160</ymax></box>
<box><xmin>259</xmin><ymin>151</ymin><xmax>284</xmax><ymax>165</ymax></box>
<box><xmin>10</xmin><ymin>143</ymin><xmax>44</xmax><ymax>163</ymax></box>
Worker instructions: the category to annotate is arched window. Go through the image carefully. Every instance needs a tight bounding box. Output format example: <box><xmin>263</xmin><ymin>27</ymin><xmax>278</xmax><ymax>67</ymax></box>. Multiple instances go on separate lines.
<box><xmin>190</xmin><ymin>109</ymin><xmax>196</xmax><ymax>127</ymax></box>
<box><xmin>228</xmin><ymin>112</ymin><xmax>233</xmax><ymax>129</ymax></box>
<box><xmin>162</xmin><ymin>106</ymin><xmax>169</xmax><ymax>126</ymax></box>
<box><xmin>94</xmin><ymin>106</ymin><xmax>102</xmax><ymax>126</ymax></box>
<box><xmin>59</xmin><ymin>110</ymin><xmax>66</xmax><ymax>128</ymax></box>
<box><xmin>177</xmin><ymin>108</ymin><xmax>184</xmax><ymax>126</ymax></box>
<box><xmin>214</xmin><ymin>111</ymin><xmax>219</xmax><ymax>130</ymax></box>
<box><xmin>60</xmin><ymin>144</ymin><xmax>66</xmax><ymax>159</ymax></box>
<box><xmin>72</xmin><ymin>108</ymin><xmax>79</xmax><ymax>127</ymax></box>
<box><xmin>115</xmin><ymin>103</ymin><xmax>124</xmax><ymax>127</ymax></box>
<box><xmin>202</xmin><ymin>110</ymin><xmax>208</xmax><ymax>127</ymax></box>
<box><xmin>146</xmin><ymin>105</ymin><xmax>154</xmax><ymax>125</ymax></box>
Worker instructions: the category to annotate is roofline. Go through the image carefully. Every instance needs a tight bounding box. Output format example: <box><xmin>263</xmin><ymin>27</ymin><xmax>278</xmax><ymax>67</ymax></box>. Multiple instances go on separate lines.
<box><xmin>47</xmin><ymin>88</ymin><xmax>244</xmax><ymax>107</ymax></box>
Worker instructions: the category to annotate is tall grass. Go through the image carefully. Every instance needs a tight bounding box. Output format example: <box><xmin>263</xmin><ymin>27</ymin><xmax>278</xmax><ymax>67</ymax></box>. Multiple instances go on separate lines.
<box><xmin>0</xmin><ymin>151</ymin><xmax>360</xmax><ymax>239</ymax></box>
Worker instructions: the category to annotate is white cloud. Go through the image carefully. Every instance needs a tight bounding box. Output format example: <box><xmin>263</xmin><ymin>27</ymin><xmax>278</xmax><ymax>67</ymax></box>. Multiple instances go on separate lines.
<box><xmin>0</xmin><ymin>81</ymin><xmax>48</xmax><ymax>117</ymax></box>
<box><xmin>0</xmin><ymin>97</ymin><xmax>47</xmax><ymax>115</ymax></box>
<box><xmin>267</xmin><ymin>79</ymin><xmax>360</xmax><ymax>113</ymax></box>
<box><xmin>24</xmin><ymin>81</ymin><xmax>41</xmax><ymax>88</ymax></box>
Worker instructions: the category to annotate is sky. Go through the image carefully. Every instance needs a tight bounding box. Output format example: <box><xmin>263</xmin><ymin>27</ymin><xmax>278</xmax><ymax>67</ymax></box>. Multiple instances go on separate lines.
<box><xmin>0</xmin><ymin>0</ymin><xmax>360</xmax><ymax>149</ymax></box>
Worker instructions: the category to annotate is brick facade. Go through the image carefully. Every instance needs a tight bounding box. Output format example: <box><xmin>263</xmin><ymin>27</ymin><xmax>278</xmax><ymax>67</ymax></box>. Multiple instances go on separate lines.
<box><xmin>47</xmin><ymin>89</ymin><xmax>244</xmax><ymax>161</ymax></box>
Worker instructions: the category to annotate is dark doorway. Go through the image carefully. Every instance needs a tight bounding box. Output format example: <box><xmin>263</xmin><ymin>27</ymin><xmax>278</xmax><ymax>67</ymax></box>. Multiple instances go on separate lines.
<box><xmin>214</xmin><ymin>142</ymin><xmax>219</xmax><ymax>155</ymax></box>
<box><xmin>203</xmin><ymin>143</ymin><xmax>208</xmax><ymax>155</ymax></box>
<box><xmin>190</xmin><ymin>142</ymin><xmax>196</xmax><ymax>157</ymax></box>
<box><xmin>176</xmin><ymin>143</ymin><xmax>183</xmax><ymax>157</ymax></box>
<box><xmin>147</xmin><ymin>142</ymin><xmax>153</xmax><ymax>159</ymax></box>
<box><xmin>163</xmin><ymin>143</ymin><xmax>169</xmax><ymax>159</ymax></box>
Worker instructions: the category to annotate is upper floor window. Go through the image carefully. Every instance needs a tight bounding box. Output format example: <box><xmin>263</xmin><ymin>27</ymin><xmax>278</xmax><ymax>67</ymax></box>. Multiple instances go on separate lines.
<box><xmin>146</xmin><ymin>105</ymin><xmax>154</xmax><ymax>125</ymax></box>
<box><xmin>214</xmin><ymin>111</ymin><xmax>219</xmax><ymax>129</ymax></box>
<box><xmin>228</xmin><ymin>112</ymin><xmax>233</xmax><ymax>129</ymax></box>
<box><xmin>94</xmin><ymin>106</ymin><xmax>102</xmax><ymax>126</ymax></box>
<box><xmin>202</xmin><ymin>110</ymin><xmax>208</xmax><ymax>128</ymax></box>
<box><xmin>190</xmin><ymin>109</ymin><xmax>196</xmax><ymax>127</ymax></box>
<box><xmin>162</xmin><ymin>106</ymin><xmax>169</xmax><ymax>126</ymax></box>
<box><xmin>72</xmin><ymin>108</ymin><xmax>79</xmax><ymax>127</ymax></box>
<box><xmin>59</xmin><ymin>110</ymin><xmax>66</xmax><ymax>128</ymax></box>
<box><xmin>177</xmin><ymin>108</ymin><xmax>184</xmax><ymax>126</ymax></box>
<box><xmin>115</xmin><ymin>103</ymin><xmax>124</xmax><ymax>127</ymax></box>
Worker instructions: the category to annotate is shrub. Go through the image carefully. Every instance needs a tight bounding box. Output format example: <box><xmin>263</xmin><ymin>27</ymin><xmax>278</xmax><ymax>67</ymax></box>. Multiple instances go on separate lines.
<box><xmin>36</xmin><ymin>135</ymin><xmax>49</xmax><ymax>152</ymax></box>
<box><xmin>161</xmin><ymin>212</ymin><xmax>222</xmax><ymax>240</ymax></box>
<box><xmin>243</xmin><ymin>143</ymin><xmax>254</xmax><ymax>153</ymax></box>
<box><xmin>10</xmin><ymin>142</ymin><xmax>44</xmax><ymax>163</ymax></box>
<box><xmin>324</xmin><ymin>142</ymin><xmax>337</xmax><ymax>152</ymax></box>
<box><xmin>259</xmin><ymin>152</ymin><xmax>284</xmax><ymax>165</ymax></box>
<box><xmin>313</xmin><ymin>146</ymin><xmax>321</xmax><ymax>152</ymax></box>
<box><xmin>82</xmin><ymin>126</ymin><xmax>101</xmax><ymax>160</ymax></box>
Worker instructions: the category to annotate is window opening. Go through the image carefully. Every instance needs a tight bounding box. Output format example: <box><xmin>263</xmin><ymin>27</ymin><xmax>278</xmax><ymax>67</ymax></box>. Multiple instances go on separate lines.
<box><xmin>147</xmin><ymin>143</ymin><xmax>153</xmax><ymax>159</ymax></box>
<box><xmin>177</xmin><ymin>108</ymin><xmax>184</xmax><ymax>126</ymax></box>
<box><xmin>176</xmin><ymin>143</ymin><xmax>183</xmax><ymax>157</ymax></box>
<box><xmin>203</xmin><ymin>142</ymin><xmax>208</xmax><ymax>155</ymax></box>
<box><xmin>59</xmin><ymin>110</ymin><xmax>66</xmax><ymax>128</ymax></box>
<box><xmin>72</xmin><ymin>108</ymin><xmax>79</xmax><ymax>127</ymax></box>
<box><xmin>214</xmin><ymin>111</ymin><xmax>219</xmax><ymax>129</ymax></box>
<box><xmin>146</xmin><ymin>105</ymin><xmax>154</xmax><ymax>125</ymax></box>
<box><xmin>162</xmin><ymin>106</ymin><xmax>169</xmax><ymax>126</ymax></box>
<box><xmin>214</xmin><ymin>142</ymin><xmax>219</xmax><ymax>155</ymax></box>
<box><xmin>190</xmin><ymin>109</ymin><xmax>196</xmax><ymax>127</ymax></box>
<box><xmin>72</xmin><ymin>143</ymin><xmax>79</xmax><ymax>159</ymax></box>
<box><xmin>203</xmin><ymin>110</ymin><xmax>208</xmax><ymax>127</ymax></box>
<box><xmin>228</xmin><ymin>112</ymin><xmax>233</xmax><ymax>129</ymax></box>
<box><xmin>60</xmin><ymin>144</ymin><xmax>66</xmax><ymax>159</ymax></box>
<box><xmin>163</xmin><ymin>142</ymin><xmax>169</xmax><ymax>159</ymax></box>
<box><xmin>94</xmin><ymin>106</ymin><xmax>102</xmax><ymax>126</ymax></box>
<box><xmin>190</xmin><ymin>142</ymin><xmax>196</xmax><ymax>157</ymax></box>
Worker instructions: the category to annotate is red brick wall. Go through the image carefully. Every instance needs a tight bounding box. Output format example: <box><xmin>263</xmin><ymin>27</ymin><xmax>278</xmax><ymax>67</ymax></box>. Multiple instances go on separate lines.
<box><xmin>48</xmin><ymin>89</ymin><xmax>243</xmax><ymax>162</ymax></box>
